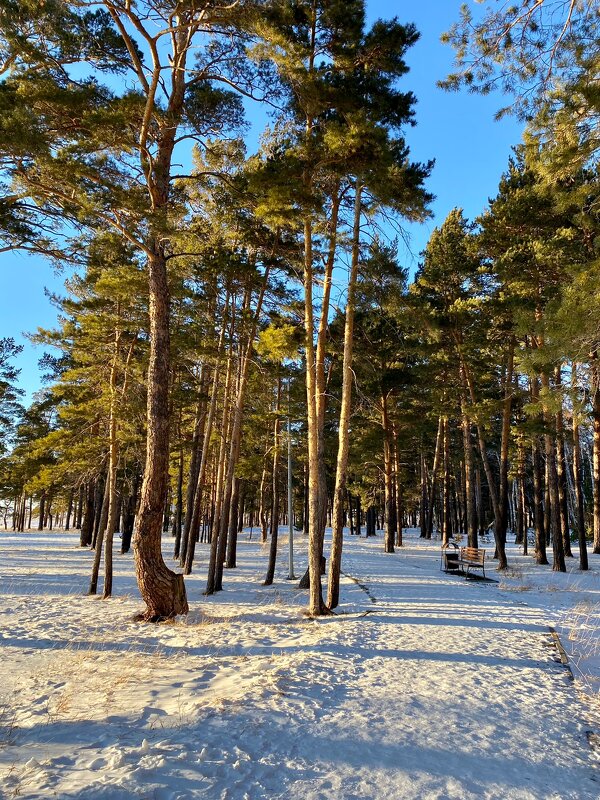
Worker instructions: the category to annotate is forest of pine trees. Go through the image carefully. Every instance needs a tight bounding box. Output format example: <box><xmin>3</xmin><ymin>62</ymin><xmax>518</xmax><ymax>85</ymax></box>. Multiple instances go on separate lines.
<box><xmin>0</xmin><ymin>1</ymin><xmax>598</xmax><ymax>620</ymax></box>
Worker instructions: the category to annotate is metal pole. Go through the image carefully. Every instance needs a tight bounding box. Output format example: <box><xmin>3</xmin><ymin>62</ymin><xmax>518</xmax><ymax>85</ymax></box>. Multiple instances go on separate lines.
<box><xmin>287</xmin><ymin>378</ymin><xmax>296</xmax><ymax>579</ymax></box>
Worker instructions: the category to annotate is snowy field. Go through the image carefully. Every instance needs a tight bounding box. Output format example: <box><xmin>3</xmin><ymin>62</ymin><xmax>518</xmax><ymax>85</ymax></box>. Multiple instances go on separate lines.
<box><xmin>0</xmin><ymin>527</ymin><xmax>598</xmax><ymax>799</ymax></box>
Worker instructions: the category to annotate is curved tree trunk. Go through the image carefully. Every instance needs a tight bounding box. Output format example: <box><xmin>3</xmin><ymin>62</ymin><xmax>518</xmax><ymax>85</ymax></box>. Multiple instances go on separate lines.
<box><xmin>134</xmin><ymin>250</ymin><xmax>188</xmax><ymax>620</ymax></box>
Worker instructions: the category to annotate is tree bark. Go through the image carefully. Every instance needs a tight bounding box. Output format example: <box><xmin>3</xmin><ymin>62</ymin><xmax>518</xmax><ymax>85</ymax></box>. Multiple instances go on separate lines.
<box><xmin>461</xmin><ymin>383</ymin><xmax>477</xmax><ymax>548</ymax></box>
<box><xmin>214</xmin><ymin>268</ymin><xmax>270</xmax><ymax>590</ymax></box>
<box><xmin>442</xmin><ymin>417</ymin><xmax>451</xmax><ymax>546</ymax></box>
<box><xmin>179</xmin><ymin>364</ymin><xmax>209</xmax><ymax>565</ymax></box>
<box><xmin>592</xmin><ymin>358</ymin><xmax>600</xmax><ymax>554</ymax></box>
<box><xmin>425</xmin><ymin>416</ymin><xmax>444</xmax><ymax>539</ymax></box>
<box><xmin>102</xmin><ymin>322</ymin><xmax>123</xmax><ymax>599</ymax></box>
<box><xmin>382</xmin><ymin>391</ymin><xmax>396</xmax><ymax>554</ymax></box>
<box><xmin>572</xmin><ymin>363</ymin><xmax>589</xmax><ymax>570</ymax></box>
<box><xmin>303</xmin><ymin>213</ymin><xmax>330</xmax><ymax>615</ymax></box>
<box><xmin>90</xmin><ymin>477</ymin><xmax>110</xmax><ymax>595</ymax></box>
<box><xmin>554</xmin><ymin>366</ymin><xmax>572</xmax><ymax>557</ymax></box>
<box><xmin>327</xmin><ymin>180</ymin><xmax>362</xmax><ymax>608</ymax></box>
<box><xmin>393</xmin><ymin>425</ymin><xmax>403</xmax><ymax>547</ymax></box>
<box><xmin>497</xmin><ymin>338</ymin><xmax>515</xmax><ymax>550</ymax></box>
<box><xmin>65</xmin><ymin>489</ymin><xmax>74</xmax><ymax>531</ymax></box>
<box><xmin>540</xmin><ymin>371</ymin><xmax>565</xmax><ymax>572</ymax></box>
<box><xmin>225</xmin><ymin>476</ymin><xmax>241</xmax><ymax>569</ymax></box>
<box><xmin>121</xmin><ymin>470</ymin><xmax>140</xmax><ymax>555</ymax></box>
<box><xmin>171</xmin><ymin>443</ymin><xmax>184</xmax><ymax>559</ymax></box>
<box><xmin>134</xmin><ymin>250</ymin><xmax>188</xmax><ymax>619</ymax></box>
<box><xmin>183</xmin><ymin>300</ymin><xmax>228</xmax><ymax>574</ymax></box>
<box><xmin>205</xmin><ymin>342</ymin><xmax>235</xmax><ymax>594</ymax></box>
<box><xmin>80</xmin><ymin>481</ymin><xmax>95</xmax><ymax>547</ymax></box>
<box><xmin>264</xmin><ymin>378</ymin><xmax>282</xmax><ymax>586</ymax></box>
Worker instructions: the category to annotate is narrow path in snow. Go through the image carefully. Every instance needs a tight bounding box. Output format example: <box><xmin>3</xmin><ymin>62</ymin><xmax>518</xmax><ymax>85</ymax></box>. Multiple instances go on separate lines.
<box><xmin>283</xmin><ymin>535</ymin><xmax>598</xmax><ymax>800</ymax></box>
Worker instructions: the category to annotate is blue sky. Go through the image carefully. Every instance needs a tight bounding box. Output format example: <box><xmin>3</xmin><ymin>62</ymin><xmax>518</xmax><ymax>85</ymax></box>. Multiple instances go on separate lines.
<box><xmin>0</xmin><ymin>1</ymin><xmax>523</xmax><ymax>401</ymax></box>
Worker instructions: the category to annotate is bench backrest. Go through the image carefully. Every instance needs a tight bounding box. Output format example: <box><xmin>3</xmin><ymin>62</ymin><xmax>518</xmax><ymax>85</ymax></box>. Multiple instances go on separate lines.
<box><xmin>460</xmin><ymin>547</ymin><xmax>485</xmax><ymax>564</ymax></box>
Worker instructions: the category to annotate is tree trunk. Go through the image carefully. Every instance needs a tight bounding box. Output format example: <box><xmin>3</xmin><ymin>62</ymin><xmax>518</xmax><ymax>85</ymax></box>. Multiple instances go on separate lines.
<box><xmin>214</xmin><ymin>270</ymin><xmax>270</xmax><ymax>591</ymax></box>
<box><xmin>515</xmin><ymin>443</ymin><xmax>525</xmax><ymax>548</ymax></box>
<box><xmin>382</xmin><ymin>391</ymin><xmax>396</xmax><ymax>554</ymax></box>
<box><xmin>461</xmin><ymin>391</ymin><xmax>477</xmax><ymax>548</ymax></box>
<box><xmin>553</xmin><ymin>365</ymin><xmax>572</xmax><ymax>558</ymax></box>
<box><xmin>303</xmin><ymin>214</ymin><xmax>330</xmax><ymax>615</ymax></box>
<box><xmin>572</xmin><ymin>363</ymin><xmax>588</xmax><ymax>570</ymax></box>
<box><xmin>121</xmin><ymin>470</ymin><xmax>140</xmax><ymax>555</ymax></box>
<box><xmin>225</xmin><ymin>476</ymin><xmax>241</xmax><ymax>569</ymax></box>
<box><xmin>366</xmin><ymin>506</ymin><xmax>376</xmax><ymax>537</ymax></box>
<box><xmin>393</xmin><ymin>425</ymin><xmax>403</xmax><ymax>547</ymax></box>
<box><xmin>103</xmin><ymin>323</ymin><xmax>123</xmax><ymax>599</ymax></box>
<box><xmin>420</xmin><ymin>447</ymin><xmax>428</xmax><ymax>537</ymax></box>
<box><xmin>442</xmin><ymin>417</ymin><xmax>451</xmax><ymax>546</ymax></box>
<box><xmin>65</xmin><ymin>489</ymin><xmax>74</xmax><ymax>531</ymax></box>
<box><xmin>183</xmin><ymin>307</ymin><xmax>228</xmax><ymax>574</ymax></box>
<box><xmin>80</xmin><ymin>481</ymin><xmax>95</xmax><ymax>547</ymax></box>
<box><xmin>259</xmin><ymin>457</ymin><xmax>270</xmax><ymax>543</ymax></box>
<box><xmin>90</xmin><ymin>477</ymin><xmax>110</xmax><ymax>595</ymax></box>
<box><xmin>461</xmin><ymin>359</ymin><xmax>506</xmax><ymax>567</ymax></box>
<box><xmin>171</xmin><ymin>445</ymin><xmax>184</xmax><ymax>559</ymax></box>
<box><xmin>179</xmin><ymin>365</ymin><xmax>209</xmax><ymax>565</ymax></box>
<box><xmin>264</xmin><ymin>379</ymin><xmax>282</xmax><ymax>586</ymax></box>
<box><xmin>425</xmin><ymin>416</ymin><xmax>444</xmax><ymax>539</ymax></box>
<box><xmin>541</xmin><ymin>371</ymin><xmax>565</xmax><ymax>573</ymax></box>
<box><xmin>38</xmin><ymin>491</ymin><xmax>46</xmax><ymax>531</ymax></box>
<box><xmin>327</xmin><ymin>181</ymin><xmax>362</xmax><ymax>607</ymax></box>
<box><xmin>592</xmin><ymin>359</ymin><xmax>600</xmax><ymax>554</ymax></box>
<box><xmin>497</xmin><ymin>338</ymin><xmax>515</xmax><ymax>549</ymax></box>
<box><xmin>134</xmin><ymin>250</ymin><xmax>188</xmax><ymax>620</ymax></box>
<box><xmin>91</xmin><ymin>474</ymin><xmax>105</xmax><ymax>549</ymax></box>
<box><xmin>205</xmin><ymin>345</ymin><xmax>235</xmax><ymax>594</ymax></box>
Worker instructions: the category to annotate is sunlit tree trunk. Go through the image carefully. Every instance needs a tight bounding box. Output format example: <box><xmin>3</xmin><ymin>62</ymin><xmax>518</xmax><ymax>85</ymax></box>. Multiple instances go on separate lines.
<box><xmin>497</xmin><ymin>338</ymin><xmax>515</xmax><ymax>549</ymax></box>
<box><xmin>327</xmin><ymin>181</ymin><xmax>362</xmax><ymax>608</ymax></box>
<box><xmin>425</xmin><ymin>416</ymin><xmax>443</xmax><ymax>539</ymax></box>
<box><xmin>461</xmin><ymin>374</ymin><xmax>477</xmax><ymax>548</ymax></box>
<box><xmin>183</xmin><ymin>300</ymin><xmax>229</xmax><ymax>575</ymax></box>
<box><xmin>393</xmin><ymin>424</ymin><xmax>403</xmax><ymax>547</ymax></box>
<box><xmin>592</xmin><ymin>356</ymin><xmax>600</xmax><ymax>554</ymax></box>
<box><xmin>264</xmin><ymin>377</ymin><xmax>282</xmax><ymax>586</ymax></box>
<box><xmin>540</xmin><ymin>370</ymin><xmax>565</xmax><ymax>572</ymax></box>
<box><xmin>572</xmin><ymin>363</ymin><xmax>588</xmax><ymax>570</ymax></box>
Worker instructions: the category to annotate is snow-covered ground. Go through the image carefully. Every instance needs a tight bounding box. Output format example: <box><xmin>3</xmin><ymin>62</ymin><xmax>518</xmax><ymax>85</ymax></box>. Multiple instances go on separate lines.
<box><xmin>0</xmin><ymin>527</ymin><xmax>598</xmax><ymax>799</ymax></box>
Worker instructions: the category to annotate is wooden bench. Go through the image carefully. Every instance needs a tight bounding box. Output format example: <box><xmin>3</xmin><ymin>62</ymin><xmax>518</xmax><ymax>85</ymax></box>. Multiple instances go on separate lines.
<box><xmin>458</xmin><ymin>547</ymin><xmax>486</xmax><ymax>579</ymax></box>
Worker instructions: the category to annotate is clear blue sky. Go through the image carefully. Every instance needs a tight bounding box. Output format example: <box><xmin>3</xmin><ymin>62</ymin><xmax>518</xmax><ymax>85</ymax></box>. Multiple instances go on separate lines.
<box><xmin>0</xmin><ymin>1</ymin><xmax>522</xmax><ymax>401</ymax></box>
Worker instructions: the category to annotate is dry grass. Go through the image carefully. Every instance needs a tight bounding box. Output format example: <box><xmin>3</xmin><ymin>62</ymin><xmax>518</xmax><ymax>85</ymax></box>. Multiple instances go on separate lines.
<box><xmin>0</xmin><ymin>698</ymin><xmax>18</xmax><ymax>748</ymax></box>
<box><xmin>498</xmin><ymin>564</ymin><xmax>531</xmax><ymax>592</ymax></box>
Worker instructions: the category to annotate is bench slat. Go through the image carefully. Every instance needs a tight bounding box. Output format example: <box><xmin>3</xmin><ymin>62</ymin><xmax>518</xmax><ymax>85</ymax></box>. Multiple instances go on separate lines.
<box><xmin>459</xmin><ymin>547</ymin><xmax>485</xmax><ymax>564</ymax></box>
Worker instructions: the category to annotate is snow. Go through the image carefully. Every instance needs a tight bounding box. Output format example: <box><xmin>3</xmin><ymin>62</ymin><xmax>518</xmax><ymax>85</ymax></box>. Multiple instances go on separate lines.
<box><xmin>0</xmin><ymin>527</ymin><xmax>598</xmax><ymax>799</ymax></box>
